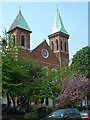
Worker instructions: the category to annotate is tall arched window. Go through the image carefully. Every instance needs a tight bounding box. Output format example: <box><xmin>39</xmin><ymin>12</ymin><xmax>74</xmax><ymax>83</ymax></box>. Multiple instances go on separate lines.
<box><xmin>21</xmin><ymin>35</ymin><xmax>25</xmax><ymax>47</ymax></box>
<box><xmin>65</xmin><ymin>41</ymin><xmax>67</xmax><ymax>52</ymax></box>
<box><xmin>51</xmin><ymin>41</ymin><xmax>54</xmax><ymax>52</ymax></box>
<box><xmin>61</xmin><ymin>39</ymin><xmax>63</xmax><ymax>51</ymax></box>
<box><xmin>56</xmin><ymin>39</ymin><xmax>58</xmax><ymax>51</ymax></box>
<box><xmin>12</xmin><ymin>34</ymin><xmax>15</xmax><ymax>46</ymax></box>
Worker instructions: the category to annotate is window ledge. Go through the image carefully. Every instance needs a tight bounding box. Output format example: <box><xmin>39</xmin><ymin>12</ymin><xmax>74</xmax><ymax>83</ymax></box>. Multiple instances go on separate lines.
<box><xmin>61</xmin><ymin>50</ymin><xmax>69</xmax><ymax>54</ymax></box>
<box><xmin>18</xmin><ymin>46</ymin><xmax>30</xmax><ymax>50</ymax></box>
<box><xmin>54</xmin><ymin>50</ymin><xmax>59</xmax><ymax>53</ymax></box>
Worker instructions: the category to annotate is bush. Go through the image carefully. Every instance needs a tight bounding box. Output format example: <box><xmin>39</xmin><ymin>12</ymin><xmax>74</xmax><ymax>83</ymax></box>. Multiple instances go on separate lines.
<box><xmin>25</xmin><ymin>106</ymin><xmax>53</xmax><ymax>119</ymax></box>
<box><xmin>37</xmin><ymin>106</ymin><xmax>48</xmax><ymax>118</ymax></box>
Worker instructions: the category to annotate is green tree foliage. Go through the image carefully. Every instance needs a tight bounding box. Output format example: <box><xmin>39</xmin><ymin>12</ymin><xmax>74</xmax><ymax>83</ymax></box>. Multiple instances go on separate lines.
<box><xmin>70</xmin><ymin>46</ymin><xmax>90</xmax><ymax>79</ymax></box>
<box><xmin>2</xmin><ymin>28</ymin><xmax>62</xmax><ymax>109</ymax></box>
<box><xmin>33</xmin><ymin>60</ymin><xmax>71</xmax><ymax>102</ymax></box>
<box><xmin>33</xmin><ymin>68</ymin><xmax>61</xmax><ymax>100</ymax></box>
<box><xmin>2</xmin><ymin>57</ymin><xmax>24</xmax><ymax>96</ymax></box>
<box><xmin>2</xmin><ymin>38</ymin><xmax>43</xmax><ymax>108</ymax></box>
<box><xmin>21</xmin><ymin>60</ymin><xmax>43</xmax><ymax>100</ymax></box>
<box><xmin>2</xmin><ymin>44</ymin><xmax>26</xmax><ymax>108</ymax></box>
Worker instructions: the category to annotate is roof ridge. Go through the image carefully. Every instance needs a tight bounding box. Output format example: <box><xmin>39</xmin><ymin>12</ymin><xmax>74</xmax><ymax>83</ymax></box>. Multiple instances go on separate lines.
<box><xmin>30</xmin><ymin>40</ymin><xmax>46</xmax><ymax>53</ymax></box>
<box><xmin>17</xmin><ymin>10</ymin><xmax>20</xmax><ymax>27</ymax></box>
<box><xmin>30</xmin><ymin>39</ymin><xmax>60</xmax><ymax>63</ymax></box>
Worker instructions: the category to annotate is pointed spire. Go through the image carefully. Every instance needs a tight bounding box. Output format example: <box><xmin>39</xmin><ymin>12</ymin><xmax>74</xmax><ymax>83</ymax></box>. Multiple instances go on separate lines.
<box><xmin>49</xmin><ymin>8</ymin><xmax>69</xmax><ymax>36</ymax></box>
<box><xmin>8</xmin><ymin>9</ymin><xmax>32</xmax><ymax>33</ymax></box>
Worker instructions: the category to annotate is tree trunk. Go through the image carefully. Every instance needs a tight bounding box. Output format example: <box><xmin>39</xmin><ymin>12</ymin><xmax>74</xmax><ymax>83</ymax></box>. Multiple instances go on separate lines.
<box><xmin>26</xmin><ymin>98</ymin><xmax>30</xmax><ymax>112</ymax></box>
<box><xmin>7</xmin><ymin>93</ymin><xmax>9</xmax><ymax>109</ymax></box>
<box><xmin>15</xmin><ymin>95</ymin><xmax>25</xmax><ymax>108</ymax></box>
<box><xmin>10</xmin><ymin>94</ymin><xmax>15</xmax><ymax>108</ymax></box>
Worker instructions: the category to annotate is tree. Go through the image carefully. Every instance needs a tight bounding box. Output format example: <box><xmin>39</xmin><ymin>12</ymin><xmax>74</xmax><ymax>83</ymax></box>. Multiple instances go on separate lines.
<box><xmin>33</xmin><ymin>67</ymin><xmax>61</xmax><ymax>100</ymax></box>
<box><xmin>32</xmin><ymin>60</ymin><xmax>72</xmax><ymax>106</ymax></box>
<box><xmin>2</xmin><ymin>41</ymin><xmax>43</xmax><ymax>108</ymax></box>
<box><xmin>58</xmin><ymin>73</ymin><xmax>89</xmax><ymax>107</ymax></box>
<box><xmin>1</xmin><ymin>29</ymin><xmax>36</xmax><ymax>108</ymax></box>
<box><xmin>2</xmin><ymin>29</ymin><xmax>62</xmax><ymax>109</ymax></box>
<box><xmin>2</xmin><ymin>50</ymin><xmax>26</xmax><ymax>108</ymax></box>
<box><xmin>70</xmin><ymin>46</ymin><xmax>90</xmax><ymax>79</ymax></box>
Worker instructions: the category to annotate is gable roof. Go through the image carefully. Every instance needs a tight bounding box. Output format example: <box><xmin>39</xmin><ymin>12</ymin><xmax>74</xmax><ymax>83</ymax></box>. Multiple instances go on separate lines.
<box><xmin>30</xmin><ymin>40</ymin><xmax>60</xmax><ymax>66</ymax></box>
<box><xmin>49</xmin><ymin>8</ymin><xmax>69</xmax><ymax>36</ymax></box>
<box><xmin>8</xmin><ymin>10</ymin><xmax>32</xmax><ymax>33</ymax></box>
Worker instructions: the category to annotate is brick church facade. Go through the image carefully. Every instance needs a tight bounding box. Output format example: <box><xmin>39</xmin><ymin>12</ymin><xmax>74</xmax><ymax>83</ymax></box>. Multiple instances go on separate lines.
<box><xmin>7</xmin><ymin>8</ymin><xmax>69</xmax><ymax>107</ymax></box>
<box><xmin>8</xmin><ymin>8</ymin><xmax>69</xmax><ymax>69</ymax></box>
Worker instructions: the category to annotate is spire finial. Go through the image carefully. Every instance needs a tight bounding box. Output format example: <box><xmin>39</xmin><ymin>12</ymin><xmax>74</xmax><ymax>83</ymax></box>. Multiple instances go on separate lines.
<box><xmin>57</xmin><ymin>4</ymin><xmax>58</xmax><ymax>10</ymax></box>
<box><xmin>19</xmin><ymin>6</ymin><xmax>21</xmax><ymax>13</ymax></box>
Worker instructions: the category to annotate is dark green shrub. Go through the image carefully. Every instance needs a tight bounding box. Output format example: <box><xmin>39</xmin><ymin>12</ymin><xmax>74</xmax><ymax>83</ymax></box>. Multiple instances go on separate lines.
<box><xmin>37</xmin><ymin>106</ymin><xmax>53</xmax><ymax>119</ymax></box>
<box><xmin>25</xmin><ymin>106</ymin><xmax>53</xmax><ymax>119</ymax></box>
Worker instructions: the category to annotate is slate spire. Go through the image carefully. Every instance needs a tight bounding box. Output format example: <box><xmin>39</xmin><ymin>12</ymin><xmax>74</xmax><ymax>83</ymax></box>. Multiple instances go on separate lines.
<box><xmin>49</xmin><ymin>8</ymin><xmax>68</xmax><ymax>36</ymax></box>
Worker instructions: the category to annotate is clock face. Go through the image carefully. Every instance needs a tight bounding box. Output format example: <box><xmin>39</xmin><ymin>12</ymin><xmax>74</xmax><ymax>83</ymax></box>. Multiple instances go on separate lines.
<box><xmin>41</xmin><ymin>48</ymin><xmax>49</xmax><ymax>58</ymax></box>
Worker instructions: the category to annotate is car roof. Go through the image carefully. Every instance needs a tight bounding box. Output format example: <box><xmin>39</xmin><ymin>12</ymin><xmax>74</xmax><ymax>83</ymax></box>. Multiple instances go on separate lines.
<box><xmin>52</xmin><ymin>108</ymin><xmax>79</xmax><ymax>113</ymax></box>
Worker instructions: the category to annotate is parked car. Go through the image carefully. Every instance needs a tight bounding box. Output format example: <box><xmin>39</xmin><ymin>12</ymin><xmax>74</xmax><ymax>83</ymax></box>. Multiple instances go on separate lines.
<box><xmin>80</xmin><ymin>111</ymin><xmax>90</xmax><ymax>120</ymax></box>
<box><xmin>41</xmin><ymin>108</ymin><xmax>82</xmax><ymax>120</ymax></box>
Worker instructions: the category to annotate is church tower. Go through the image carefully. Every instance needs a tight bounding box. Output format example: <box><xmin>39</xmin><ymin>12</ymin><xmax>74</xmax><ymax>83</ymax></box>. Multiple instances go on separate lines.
<box><xmin>7</xmin><ymin>10</ymin><xmax>32</xmax><ymax>58</ymax></box>
<box><xmin>48</xmin><ymin>8</ymin><xmax>69</xmax><ymax>65</ymax></box>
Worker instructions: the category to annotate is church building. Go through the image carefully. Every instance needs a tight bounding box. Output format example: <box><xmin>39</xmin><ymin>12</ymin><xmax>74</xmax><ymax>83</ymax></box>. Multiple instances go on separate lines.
<box><xmin>7</xmin><ymin>8</ymin><xmax>69</xmax><ymax>107</ymax></box>
<box><xmin>7</xmin><ymin>8</ymin><xmax>69</xmax><ymax>70</ymax></box>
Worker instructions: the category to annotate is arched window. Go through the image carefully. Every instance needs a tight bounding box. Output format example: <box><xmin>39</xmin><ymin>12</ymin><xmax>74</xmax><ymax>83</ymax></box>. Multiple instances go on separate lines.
<box><xmin>56</xmin><ymin>39</ymin><xmax>58</xmax><ymax>51</ymax></box>
<box><xmin>43</xmin><ymin>66</ymin><xmax>49</xmax><ymax>75</ymax></box>
<box><xmin>43</xmin><ymin>66</ymin><xmax>49</xmax><ymax>70</ymax></box>
<box><xmin>21</xmin><ymin>35</ymin><xmax>25</xmax><ymax>47</ymax></box>
<box><xmin>51</xmin><ymin>68</ymin><xmax>57</xmax><ymax>72</ymax></box>
<box><xmin>65</xmin><ymin>41</ymin><xmax>67</xmax><ymax>52</ymax></box>
<box><xmin>61</xmin><ymin>39</ymin><xmax>63</xmax><ymax>51</ymax></box>
<box><xmin>12</xmin><ymin>34</ymin><xmax>15</xmax><ymax>46</ymax></box>
<box><xmin>51</xmin><ymin>41</ymin><xmax>54</xmax><ymax>52</ymax></box>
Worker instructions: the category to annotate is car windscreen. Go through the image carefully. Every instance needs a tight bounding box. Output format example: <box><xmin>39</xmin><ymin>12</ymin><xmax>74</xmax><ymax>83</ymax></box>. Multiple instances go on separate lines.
<box><xmin>65</xmin><ymin>108</ymin><xmax>80</xmax><ymax>115</ymax></box>
<box><xmin>50</xmin><ymin>110</ymin><xmax>64</xmax><ymax>117</ymax></box>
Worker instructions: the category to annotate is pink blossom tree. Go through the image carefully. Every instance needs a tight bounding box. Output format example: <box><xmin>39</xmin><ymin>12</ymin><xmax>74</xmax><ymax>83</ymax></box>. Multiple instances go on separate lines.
<box><xmin>58</xmin><ymin>73</ymin><xmax>90</xmax><ymax>107</ymax></box>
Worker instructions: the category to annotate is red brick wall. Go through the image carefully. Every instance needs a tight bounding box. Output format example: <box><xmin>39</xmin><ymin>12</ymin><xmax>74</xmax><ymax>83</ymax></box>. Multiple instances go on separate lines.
<box><xmin>18</xmin><ymin>48</ymin><xmax>30</xmax><ymax>59</ymax></box>
<box><xmin>30</xmin><ymin>40</ymin><xmax>60</xmax><ymax>69</ymax></box>
<box><xmin>8</xmin><ymin>28</ymin><xmax>31</xmax><ymax>59</ymax></box>
<box><xmin>8</xmin><ymin>28</ymin><xmax>30</xmax><ymax>49</ymax></box>
<box><xmin>48</xmin><ymin>32</ymin><xmax>69</xmax><ymax>65</ymax></box>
